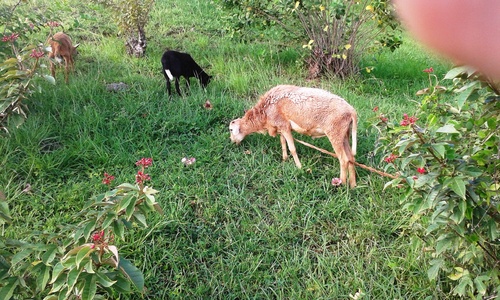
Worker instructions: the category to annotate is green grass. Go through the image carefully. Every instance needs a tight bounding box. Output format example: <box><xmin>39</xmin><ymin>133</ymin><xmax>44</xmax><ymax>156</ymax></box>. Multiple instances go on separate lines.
<box><xmin>1</xmin><ymin>0</ymin><xmax>454</xmax><ymax>298</ymax></box>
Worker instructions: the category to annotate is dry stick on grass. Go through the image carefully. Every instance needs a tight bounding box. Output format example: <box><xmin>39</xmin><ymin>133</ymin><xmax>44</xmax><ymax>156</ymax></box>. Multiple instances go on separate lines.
<box><xmin>294</xmin><ymin>138</ymin><xmax>400</xmax><ymax>180</ymax></box>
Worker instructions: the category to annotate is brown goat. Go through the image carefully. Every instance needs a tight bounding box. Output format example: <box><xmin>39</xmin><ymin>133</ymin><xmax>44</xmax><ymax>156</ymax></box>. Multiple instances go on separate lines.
<box><xmin>47</xmin><ymin>32</ymin><xmax>79</xmax><ymax>83</ymax></box>
<box><xmin>229</xmin><ymin>85</ymin><xmax>358</xmax><ymax>187</ymax></box>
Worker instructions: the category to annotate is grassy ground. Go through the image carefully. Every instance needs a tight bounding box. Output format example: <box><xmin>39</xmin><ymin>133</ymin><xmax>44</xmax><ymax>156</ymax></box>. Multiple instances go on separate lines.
<box><xmin>1</xmin><ymin>0</ymin><xmax>453</xmax><ymax>298</ymax></box>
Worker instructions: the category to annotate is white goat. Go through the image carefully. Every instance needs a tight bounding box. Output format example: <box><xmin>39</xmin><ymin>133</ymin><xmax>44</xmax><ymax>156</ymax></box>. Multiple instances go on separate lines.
<box><xmin>229</xmin><ymin>85</ymin><xmax>358</xmax><ymax>187</ymax></box>
<box><xmin>47</xmin><ymin>32</ymin><xmax>79</xmax><ymax>83</ymax></box>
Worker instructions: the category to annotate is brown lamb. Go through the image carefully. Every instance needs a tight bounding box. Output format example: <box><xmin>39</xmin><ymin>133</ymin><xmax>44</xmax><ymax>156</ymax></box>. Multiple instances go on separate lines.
<box><xmin>47</xmin><ymin>32</ymin><xmax>79</xmax><ymax>83</ymax></box>
<box><xmin>229</xmin><ymin>85</ymin><xmax>358</xmax><ymax>187</ymax></box>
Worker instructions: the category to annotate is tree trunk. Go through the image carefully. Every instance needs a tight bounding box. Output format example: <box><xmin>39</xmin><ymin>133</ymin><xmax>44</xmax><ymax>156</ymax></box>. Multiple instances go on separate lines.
<box><xmin>125</xmin><ymin>26</ymin><xmax>147</xmax><ymax>57</ymax></box>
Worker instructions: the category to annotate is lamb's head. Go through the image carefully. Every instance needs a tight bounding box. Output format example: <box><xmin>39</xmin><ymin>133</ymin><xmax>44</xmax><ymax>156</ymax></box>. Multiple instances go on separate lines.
<box><xmin>229</xmin><ymin>118</ymin><xmax>246</xmax><ymax>144</ymax></box>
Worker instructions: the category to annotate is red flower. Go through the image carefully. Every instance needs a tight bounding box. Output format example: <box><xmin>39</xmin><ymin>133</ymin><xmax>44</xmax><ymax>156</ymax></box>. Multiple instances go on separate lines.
<box><xmin>2</xmin><ymin>33</ymin><xmax>19</xmax><ymax>42</ymax></box>
<box><xmin>400</xmin><ymin>113</ymin><xmax>418</xmax><ymax>126</ymax></box>
<box><xmin>135</xmin><ymin>171</ymin><xmax>151</xmax><ymax>183</ymax></box>
<box><xmin>417</xmin><ymin>167</ymin><xmax>426</xmax><ymax>174</ymax></box>
<box><xmin>135</xmin><ymin>157</ymin><xmax>153</xmax><ymax>168</ymax></box>
<box><xmin>373</xmin><ymin>106</ymin><xmax>379</xmax><ymax>112</ymax></box>
<box><xmin>92</xmin><ymin>230</ymin><xmax>105</xmax><ymax>242</ymax></box>
<box><xmin>102</xmin><ymin>172</ymin><xmax>115</xmax><ymax>185</ymax></box>
<box><xmin>379</xmin><ymin>115</ymin><xmax>388</xmax><ymax>123</ymax></box>
<box><xmin>30</xmin><ymin>49</ymin><xmax>45</xmax><ymax>58</ymax></box>
<box><xmin>384</xmin><ymin>153</ymin><xmax>398</xmax><ymax>163</ymax></box>
<box><xmin>423</xmin><ymin>67</ymin><xmax>434</xmax><ymax>73</ymax></box>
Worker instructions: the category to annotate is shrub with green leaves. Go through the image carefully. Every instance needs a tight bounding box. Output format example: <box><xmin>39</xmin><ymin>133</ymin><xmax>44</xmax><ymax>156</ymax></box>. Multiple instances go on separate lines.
<box><xmin>369</xmin><ymin>67</ymin><xmax>499</xmax><ymax>298</ymax></box>
<box><xmin>91</xmin><ymin>0</ymin><xmax>155</xmax><ymax>57</ymax></box>
<box><xmin>0</xmin><ymin>3</ymin><xmax>56</xmax><ymax>135</ymax></box>
<box><xmin>216</xmin><ymin>0</ymin><xmax>401</xmax><ymax>78</ymax></box>
<box><xmin>0</xmin><ymin>158</ymin><xmax>163</xmax><ymax>299</ymax></box>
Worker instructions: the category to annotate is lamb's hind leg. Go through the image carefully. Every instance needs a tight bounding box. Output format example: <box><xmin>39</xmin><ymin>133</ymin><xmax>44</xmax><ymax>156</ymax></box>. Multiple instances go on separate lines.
<box><xmin>343</xmin><ymin>136</ymin><xmax>357</xmax><ymax>187</ymax></box>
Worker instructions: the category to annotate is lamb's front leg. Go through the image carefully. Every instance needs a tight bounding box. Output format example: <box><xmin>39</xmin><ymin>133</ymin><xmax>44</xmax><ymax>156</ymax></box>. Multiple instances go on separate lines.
<box><xmin>280</xmin><ymin>134</ymin><xmax>288</xmax><ymax>161</ymax></box>
<box><xmin>281</xmin><ymin>131</ymin><xmax>302</xmax><ymax>168</ymax></box>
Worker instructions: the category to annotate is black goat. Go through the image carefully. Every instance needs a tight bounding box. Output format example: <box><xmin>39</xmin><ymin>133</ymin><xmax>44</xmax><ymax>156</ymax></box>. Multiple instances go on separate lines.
<box><xmin>161</xmin><ymin>50</ymin><xmax>212</xmax><ymax>97</ymax></box>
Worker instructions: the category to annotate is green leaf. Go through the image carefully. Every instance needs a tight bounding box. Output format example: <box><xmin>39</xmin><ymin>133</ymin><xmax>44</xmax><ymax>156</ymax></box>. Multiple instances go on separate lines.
<box><xmin>414</xmin><ymin>172</ymin><xmax>439</xmax><ymax>189</ymax></box>
<box><xmin>67</xmin><ymin>266</ymin><xmax>82</xmax><ymax>292</ymax></box>
<box><xmin>48</xmin><ymin>273</ymin><xmax>66</xmax><ymax>294</ymax></box>
<box><xmin>49</xmin><ymin>262</ymin><xmax>66</xmax><ymax>284</ymax></box>
<box><xmin>36</xmin><ymin>263</ymin><xmax>51</xmax><ymax>292</ymax></box>
<box><xmin>111</xmin><ymin>273</ymin><xmax>131</xmax><ymax>293</ymax></box>
<box><xmin>102</xmin><ymin>212</ymin><xmax>116</xmax><ymax>229</ymax></box>
<box><xmin>444</xmin><ymin>66</ymin><xmax>472</xmax><ymax>80</ymax></box>
<box><xmin>75</xmin><ymin>245</ymin><xmax>94</xmax><ymax>269</ymax></box>
<box><xmin>118</xmin><ymin>257</ymin><xmax>144</xmax><ymax>292</ymax></box>
<box><xmin>95</xmin><ymin>271</ymin><xmax>116</xmax><ymax>288</ymax></box>
<box><xmin>82</xmin><ymin>219</ymin><xmax>97</xmax><ymax>241</ymax></box>
<box><xmin>473</xmin><ymin>275</ymin><xmax>489</xmax><ymax>295</ymax></box>
<box><xmin>112</xmin><ymin>220</ymin><xmax>125</xmax><ymax>241</ymax></box>
<box><xmin>435</xmin><ymin>234</ymin><xmax>454</xmax><ymax>255</ymax></box>
<box><xmin>456</xmin><ymin>85</ymin><xmax>475</xmax><ymax>111</ymax></box>
<box><xmin>11</xmin><ymin>248</ymin><xmax>33</xmax><ymax>266</ymax></box>
<box><xmin>81</xmin><ymin>274</ymin><xmax>97</xmax><ymax>300</ymax></box>
<box><xmin>453</xmin><ymin>275</ymin><xmax>473</xmax><ymax>296</ymax></box>
<box><xmin>118</xmin><ymin>194</ymin><xmax>135</xmax><ymax>213</ymax></box>
<box><xmin>436</xmin><ymin>124</ymin><xmax>459</xmax><ymax>134</ymax></box>
<box><xmin>117</xmin><ymin>183</ymin><xmax>139</xmax><ymax>191</ymax></box>
<box><xmin>430</xmin><ymin>144</ymin><xmax>446</xmax><ymax>159</ymax></box>
<box><xmin>450</xmin><ymin>200</ymin><xmax>467</xmax><ymax>224</ymax></box>
<box><xmin>41</xmin><ymin>244</ymin><xmax>59</xmax><ymax>265</ymax></box>
<box><xmin>0</xmin><ymin>277</ymin><xmax>19</xmax><ymax>300</ymax></box>
<box><xmin>125</xmin><ymin>195</ymin><xmax>137</xmax><ymax>220</ymax></box>
<box><xmin>427</xmin><ymin>258</ymin><xmax>443</xmax><ymax>280</ymax></box>
<box><xmin>133</xmin><ymin>212</ymin><xmax>147</xmax><ymax>227</ymax></box>
<box><xmin>449</xmin><ymin>177</ymin><xmax>467</xmax><ymax>199</ymax></box>
<box><xmin>448</xmin><ymin>267</ymin><xmax>466</xmax><ymax>281</ymax></box>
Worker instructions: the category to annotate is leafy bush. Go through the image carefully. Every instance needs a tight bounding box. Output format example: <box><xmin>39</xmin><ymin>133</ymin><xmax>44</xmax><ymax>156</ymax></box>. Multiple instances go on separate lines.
<box><xmin>369</xmin><ymin>67</ymin><xmax>499</xmax><ymax>298</ymax></box>
<box><xmin>0</xmin><ymin>158</ymin><xmax>163</xmax><ymax>299</ymax></box>
<box><xmin>91</xmin><ymin>0</ymin><xmax>155</xmax><ymax>57</ymax></box>
<box><xmin>216</xmin><ymin>0</ymin><xmax>401</xmax><ymax>78</ymax></box>
<box><xmin>0</xmin><ymin>3</ymin><xmax>55</xmax><ymax>134</ymax></box>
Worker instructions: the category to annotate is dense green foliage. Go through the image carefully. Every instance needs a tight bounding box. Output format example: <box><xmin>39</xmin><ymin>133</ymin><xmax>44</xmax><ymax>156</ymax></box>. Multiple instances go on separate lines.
<box><xmin>91</xmin><ymin>0</ymin><xmax>155</xmax><ymax>57</ymax></box>
<box><xmin>2</xmin><ymin>0</ymin><xmax>498</xmax><ymax>299</ymax></box>
<box><xmin>216</xmin><ymin>0</ymin><xmax>401</xmax><ymax>78</ymax></box>
<box><xmin>0</xmin><ymin>2</ymin><xmax>56</xmax><ymax>134</ymax></box>
<box><xmin>370</xmin><ymin>68</ymin><xmax>499</xmax><ymax>298</ymax></box>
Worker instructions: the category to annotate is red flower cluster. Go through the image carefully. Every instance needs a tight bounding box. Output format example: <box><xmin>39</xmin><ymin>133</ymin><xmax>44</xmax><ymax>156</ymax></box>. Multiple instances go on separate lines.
<box><xmin>384</xmin><ymin>153</ymin><xmax>398</xmax><ymax>163</ymax></box>
<box><xmin>2</xmin><ymin>33</ymin><xmax>19</xmax><ymax>42</ymax></box>
<box><xmin>423</xmin><ymin>67</ymin><xmax>434</xmax><ymax>73</ymax></box>
<box><xmin>417</xmin><ymin>167</ymin><xmax>426</xmax><ymax>174</ymax></box>
<box><xmin>30</xmin><ymin>49</ymin><xmax>44</xmax><ymax>58</ymax></box>
<box><xmin>135</xmin><ymin>157</ymin><xmax>153</xmax><ymax>168</ymax></box>
<box><xmin>92</xmin><ymin>230</ymin><xmax>105</xmax><ymax>243</ymax></box>
<box><xmin>373</xmin><ymin>106</ymin><xmax>379</xmax><ymax>112</ymax></box>
<box><xmin>135</xmin><ymin>171</ymin><xmax>151</xmax><ymax>184</ymax></box>
<box><xmin>102</xmin><ymin>172</ymin><xmax>115</xmax><ymax>185</ymax></box>
<box><xmin>47</xmin><ymin>21</ymin><xmax>60</xmax><ymax>28</ymax></box>
<box><xmin>400</xmin><ymin>113</ymin><xmax>418</xmax><ymax>126</ymax></box>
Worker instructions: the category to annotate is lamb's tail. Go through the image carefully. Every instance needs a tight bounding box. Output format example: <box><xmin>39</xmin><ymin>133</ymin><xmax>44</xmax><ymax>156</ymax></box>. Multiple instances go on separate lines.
<box><xmin>164</xmin><ymin>69</ymin><xmax>174</xmax><ymax>81</ymax></box>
